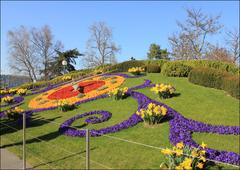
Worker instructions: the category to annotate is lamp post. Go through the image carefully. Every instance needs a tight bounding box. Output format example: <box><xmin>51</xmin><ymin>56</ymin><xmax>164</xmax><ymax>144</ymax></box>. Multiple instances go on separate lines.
<box><xmin>62</xmin><ymin>60</ymin><xmax>67</xmax><ymax>75</ymax></box>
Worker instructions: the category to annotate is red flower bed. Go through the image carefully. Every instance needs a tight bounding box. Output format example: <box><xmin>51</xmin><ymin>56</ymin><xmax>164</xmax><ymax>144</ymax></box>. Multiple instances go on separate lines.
<box><xmin>48</xmin><ymin>80</ymin><xmax>105</xmax><ymax>100</ymax></box>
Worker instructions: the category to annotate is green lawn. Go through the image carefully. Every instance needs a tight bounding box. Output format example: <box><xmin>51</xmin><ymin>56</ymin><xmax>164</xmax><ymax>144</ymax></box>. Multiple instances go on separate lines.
<box><xmin>0</xmin><ymin>73</ymin><xmax>239</xmax><ymax>169</ymax></box>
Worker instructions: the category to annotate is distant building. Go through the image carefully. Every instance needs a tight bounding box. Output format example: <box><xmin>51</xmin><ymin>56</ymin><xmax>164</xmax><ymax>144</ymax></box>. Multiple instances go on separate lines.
<box><xmin>0</xmin><ymin>75</ymin><xmax>31</xmax><ymax>88</ymax></box>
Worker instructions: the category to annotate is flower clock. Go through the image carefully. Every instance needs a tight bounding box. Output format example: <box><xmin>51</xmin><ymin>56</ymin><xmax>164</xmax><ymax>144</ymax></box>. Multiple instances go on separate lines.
<box><xmin>28</xmin><ymin>75</ymin><xmax>125</xmax><ymax>109</ymax></box>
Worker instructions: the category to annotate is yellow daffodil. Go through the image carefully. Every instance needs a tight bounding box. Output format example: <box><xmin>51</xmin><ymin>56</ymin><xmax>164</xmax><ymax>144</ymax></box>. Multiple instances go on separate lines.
<box><xmin>175</xmin><ymin>165</ymin><xmax>183</xmax><ymax>170</ymax></box>
<box><xmin>191</xmin><ymin>150</ymin><xmax>198</xmax><ymax>158</ymax></box>
<box><xmin>175</xmin><ymin>149</ymin><xmax>183</xmax><ymax>156</ymax></box>
<box><xmin>161</xmin><ymin>148</ymin><xmax>172</xmax><ymax>155</ymax></box>
<box><xmin>200</xmin><ymin>156</ymin><xmax>206</xmax><ymax>162</ymax></box>
<box><xmin>200</xmin><ymin>142</ymin><xmax>207</xmax><ymax>149</ymax></box>
<box><xmin>176</xmin><ymin>142</ymin><xmax>184</xmax><ymax>149</ymax></box>
<box><xmin>161</xmin><ymin>106</ymin><xmax>167</xmax><ymax>115</ymax></box>
<box><xmin>196</xmin><ymin>162</ymin><xmax>204</xmax><ymax>169</ymax></box>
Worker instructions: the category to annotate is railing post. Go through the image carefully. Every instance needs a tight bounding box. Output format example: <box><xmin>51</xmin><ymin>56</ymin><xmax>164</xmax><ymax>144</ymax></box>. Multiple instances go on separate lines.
<box><xmin>23</xmin><ymin>112</ymin><xmax>26</xmax><ymax>170</ymax></box>
<box><xmin>86</xmin><ymin>129</ymin><xmax>90</xmax><ymax>170</ymax></box>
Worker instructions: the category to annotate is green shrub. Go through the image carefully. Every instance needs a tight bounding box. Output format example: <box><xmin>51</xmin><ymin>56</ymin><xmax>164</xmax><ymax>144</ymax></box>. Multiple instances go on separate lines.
<box><xmin>188</xmin><ymin>67</ymin><xmax>239</xmax><ymax>99</ymax></box>
<box><xmin>188</xmin><ymin>67</ymin><xmax>227</xmax><ymax>89</ymax></box>
<box><xmin>144</xmin><ymin>59</ymin><xmax>168</xmax><ymax>71</ymax></box>
<box><xmin>161</xmin><ymin>62</ymin><xmax>192</xmax><ymax>77</ymax></box>
<box><xmin>146</xmin><ymin>64</ymin><xmax>161</xmax><ymax>73</ymax></box>
<box><xmin>222</xmin><ymin>75</ymin><xmax>240</xmax><ymax>99</ymax></box>
<box><xmin>172</xmin><ymin>60</ymin><xmax>239</xmax><ymax>75</ymax></box>
<box><xmin>109</xmin><ymin>60</ymin><xmax>145</xmax><ymax>72</ymax></box>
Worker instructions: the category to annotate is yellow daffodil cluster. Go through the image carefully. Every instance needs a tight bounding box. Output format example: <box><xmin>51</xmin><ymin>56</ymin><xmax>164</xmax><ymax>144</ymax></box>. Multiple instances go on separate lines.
<box><xmin>9</xmin><ymin>88</ymin><xmax>18</xmax><ymax>94</ymax></box>
<box><xmin>151</xmin><ymin>83</ymin><xmax>175</xmax><ymax>99</ymax></box>
<box><xmin>161</xmin><ymin>142</ymin><xmax>208</xmax><ymax>170</ymax></box>
<box><xmin>58</xmin><ymin>100</ymin><xmax>75</xmax><ymax>112</ymax></box>
<box><xmin>11</xmin><ymin>107</ymin><xmax>24</xmax><ymax>113</ymax></box>
<box><xmin>58</xmin><ymin>100</ymin><xmax>70</xmax><ymax>106</ymax></box>
<box><xmin>136</xmin><ymin>103</ymin><xmax>167</xmax><ymax>124</ymax></box>
<box><xmin>2</xmin><ymin>96</ymin><xmax>14</xmax><ymax>103</ymax></box>
<box><xmin>128</xmin><ymin>67</ymin><xmax>145</xmax><ymax>75</ymax></box>
<box><xmin>6</xmin><ymin>107</ymin><xmax>24</xmax><ymax>120</ymax></box>
<box><xmin>62</xmin><ymin>76</ymin><xmax>72</xmax><ymax>81</ymax></box>
<box><xmin>17</xmin><ymin>88</ymin><xmax>27</xmax><ymax>96</ymax></box>
<box><xmin>109</xmin><ymin>87</ymin><xmax>128</xmax><ymax>100</ymax></box>
<box><xmin>0</xmin><ymin>89</ymin><xmax>9</xmax><ymax>95</ymax></box>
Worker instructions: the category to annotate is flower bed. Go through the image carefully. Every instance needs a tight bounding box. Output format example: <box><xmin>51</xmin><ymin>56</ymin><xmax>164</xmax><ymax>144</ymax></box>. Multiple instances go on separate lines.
<box><xmin>28</xmin><ymin>75</ymin><xmax>125</xmax><ymax>109</ymax></box>
<box><xmin>1</xmin><ymin>73</ymin><xmax>239</xmax><ymax>166</ymax></box>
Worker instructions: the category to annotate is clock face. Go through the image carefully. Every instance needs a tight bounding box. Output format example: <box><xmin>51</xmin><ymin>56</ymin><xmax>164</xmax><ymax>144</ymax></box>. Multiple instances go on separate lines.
<box><xmin>28</xmin><ymin>75</ymin><xmax>125</xmax><ymax>109</ymax></box>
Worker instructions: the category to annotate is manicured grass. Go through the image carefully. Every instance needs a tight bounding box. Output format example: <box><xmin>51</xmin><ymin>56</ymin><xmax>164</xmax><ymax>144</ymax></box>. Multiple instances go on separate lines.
<box><xmin>0</xmin><ymin>73</ymin><xmax>239</xmax><ymax>169</ymax></box>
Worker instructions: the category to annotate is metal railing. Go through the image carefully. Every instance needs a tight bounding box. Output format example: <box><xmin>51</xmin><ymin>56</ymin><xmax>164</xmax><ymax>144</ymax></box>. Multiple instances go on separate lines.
<box><xmin>0</xmin><ymin>112</ymin><xmax>239</xmax><ymax>170</ymax></box>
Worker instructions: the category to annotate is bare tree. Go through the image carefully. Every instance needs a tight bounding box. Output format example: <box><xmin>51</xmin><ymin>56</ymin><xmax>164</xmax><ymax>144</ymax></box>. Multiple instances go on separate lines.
<box><xmin>225</xmin><ymin>29</ymin><xmax>239</xmax><ymax>64</ymax></box>
<box><xmin>84</xmin><ymin>22</ymin><xmax>120</xmax><ymax>68</ymax></box>
<box><xmin>31</xmin><ymin>25</ymin><xmax>63</xmax><ymax>80</ymax></box>
<box><xmin>169</xmin><ymin>8</ymin><xmax>223</xmax><ymax>60</ymax></box>
<box><xmin>205</xmin><ymin>45</ymin><xmax>233</xmax><ymax>63</ymax></box>
<box><xmin>7</xmin><ymin>26</ymin><xmax>39</xmax><ymax>82</ymax></box>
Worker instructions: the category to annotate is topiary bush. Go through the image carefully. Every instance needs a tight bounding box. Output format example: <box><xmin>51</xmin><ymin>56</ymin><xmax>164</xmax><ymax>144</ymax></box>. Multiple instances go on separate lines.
<box><xmin>161</xmin><ymin>62</ymin><xmax>192</xmax><ymax>77</ymax></box>
<box><xmin>146</xmin><ymin>64</ymin><xmax>161</xmax><ymax>73</ymax></box>
<box><xmin>188</xmin><ymin>67</ymin><xmax>239</xmax><ymax>99</ymax></box>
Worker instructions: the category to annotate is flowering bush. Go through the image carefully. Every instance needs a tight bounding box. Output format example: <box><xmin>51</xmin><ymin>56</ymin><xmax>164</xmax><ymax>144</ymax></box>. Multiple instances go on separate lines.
<box><xmin>62</xmin><ymin>75</ymin><xmax>72</xmax><ymax>81</ymax></box>
<box><xmin>58</xmin><ymin>100</ymin><xmax>75</xmax><ymax>112</ymax></box>
<box><xmin>17</xmin><ymin>88</ymin><xmax>27</xmax><ymax>96</ymax></box>
<box><xmin>128</xmin><ymin>67</ymin><xmax>145</xmax><ymax>75</ymax></box>
<box><xmin>6</xmin><ymin>107</ymin><xmax>24</xmax><ymax>120</ymax></box>
<box><xmin>160</xmin><ymin>142</ymin><xmax>208</xmax><ymax>170</ymax></box>
<box><xmin>151</xmin><ymin>83</ymin><xmax>176</xmax><ymax>99</ymax></box>
<box><xmin>108</xmin><ymin>87</ymin><xmax>128</xmax><ymax>100</ymax></box>
<box><xmin>2</xmin><ymin>96</ymin><xmax>14</xmax><ymax>103</ymax></box>
<box><xmin>136</xmin><ymin>103</ymin><xmax>167</xmax><ymax>125</ymax></box>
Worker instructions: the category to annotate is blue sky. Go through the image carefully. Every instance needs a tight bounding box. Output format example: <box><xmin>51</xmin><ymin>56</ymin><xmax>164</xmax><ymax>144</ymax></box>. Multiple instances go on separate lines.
<box><xmin>1</xmin><ymin>1</ymin><xmax>239</xmax><ymax>75</ymax></box>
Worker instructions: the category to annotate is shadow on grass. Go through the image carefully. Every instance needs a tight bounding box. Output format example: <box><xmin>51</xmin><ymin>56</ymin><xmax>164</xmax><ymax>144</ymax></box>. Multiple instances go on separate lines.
<box><xmin>1</xmin><ymin>130</ymin><xmax>61</xmax><ymax>148</ymax></box>
<box><xmin>172</xmin><ymin>92</ymin><xmax>181</xmax><ymax>97</ymax></box>
<box><xmin>32</xmin><ymin>147</ymin><xmax>97</xmax><ymax>169</ymax></box>
<box><xmin>0</xmin><ymin>115</ymin><xmax>61</xmax><ymax>136</ymax></box>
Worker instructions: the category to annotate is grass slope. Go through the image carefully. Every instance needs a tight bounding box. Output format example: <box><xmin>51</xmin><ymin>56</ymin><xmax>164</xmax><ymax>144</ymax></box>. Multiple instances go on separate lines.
<box><xmin>0</xmin><ymin>73</ymin><xmax>239</xmax><ymax>169</ymax></box>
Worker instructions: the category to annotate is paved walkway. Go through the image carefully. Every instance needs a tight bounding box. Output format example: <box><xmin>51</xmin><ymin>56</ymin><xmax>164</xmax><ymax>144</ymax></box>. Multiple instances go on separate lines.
<box><xmin>1</xmin><ymin>148</ymin><xmax>32</xmax><ymax>170</ymax></box>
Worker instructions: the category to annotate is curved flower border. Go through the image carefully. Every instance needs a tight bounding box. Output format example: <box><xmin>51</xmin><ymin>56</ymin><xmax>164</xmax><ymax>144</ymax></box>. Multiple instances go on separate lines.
<box><xmin>1</xmin><ymin>73</ymin><xmax>239</xmax><ymax>166</ymax></box>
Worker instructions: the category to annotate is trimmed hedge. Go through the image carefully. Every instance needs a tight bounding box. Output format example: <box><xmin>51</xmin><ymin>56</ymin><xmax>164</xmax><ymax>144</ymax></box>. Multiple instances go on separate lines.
<box><xmin>170</xmin><ymin>60</ymin><xmax>239</xmax><ymax>75</ymax></box>
<box><xmin>146</xmin><ymin>64</ymin><xmax>161</xmax><ymax>73</ymax></box>
<box><xmin>161</xmin><ymin>62</ymin><xmax>192</xmax><ymax>77</ymax></box>
<box><xmin>108</xmin><ymin>60</ymin><xmax>145</xmax><ymax>72</ymax></box>
<box><xmin>188</xmin><ymin>67</ymin><xmax>239</xmax><ymax>99</ymax></box>
<box><xmin>144</xmin><ymin>59</ymin><xmax>168</xmax><ymax>71</ymax></box>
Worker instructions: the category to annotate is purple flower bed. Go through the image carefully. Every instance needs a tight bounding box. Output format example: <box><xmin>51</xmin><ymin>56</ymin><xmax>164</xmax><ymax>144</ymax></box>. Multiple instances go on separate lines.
<box><xmin>0</xmin><ymin>96</ymin><xmax>24</xmax><ymax>108</ymax></box>
<box><xmin>59</xmin><ymin>110</ymin><xmax>112</xmax><ymax>136</ymax></box>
